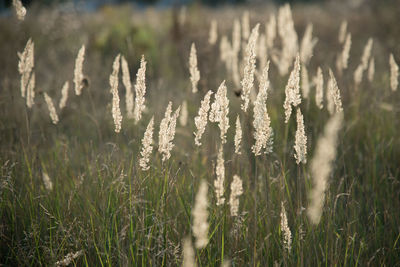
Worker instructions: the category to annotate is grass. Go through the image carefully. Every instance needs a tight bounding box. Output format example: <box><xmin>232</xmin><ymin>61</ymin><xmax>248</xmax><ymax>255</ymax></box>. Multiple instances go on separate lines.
<box><xmin>1</xmin><ymin>2</ymin><xmax>400</xmax><ymax>266</ymax></box>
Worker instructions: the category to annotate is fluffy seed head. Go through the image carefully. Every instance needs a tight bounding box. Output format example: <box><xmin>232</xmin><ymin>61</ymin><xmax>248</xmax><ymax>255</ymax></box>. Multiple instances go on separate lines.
<box><xmin>121</xmin><ymin>56</ymin><xmax>134</xmax><ymax>119</ymax></box>
<box><xmin>133</xmin><ymin>55</ymin><xmax>147</xmax><ymax>123</ymax></box>
<box><xmin>229</xmin><ymin>175</ymin><xmax>243</xmax><ymax>216</ymax></box>
<box><xmin>74</xmin><ymin>45</ymin><xmax>85</xmax><ymax>95</ymax></box>
<box><xmin>192</xmin><ymin>180</ymin><xmax>209</xmax><ymax>249</ymax></box>
<box><xmin>158</xmin><ymin>102</ymin><xmax>180</xmax><ymax>162</ymax></box>
<box><xmin>18</xmin><ymin>38</ymin><xmax>34</xmax><ymax>98</ymax></box>
<box><xmin>214</xmin><ymin>145</ymin><xmax>225</xmax><ymax>206</ymax></box>
<box><xmin>241</xmin><ymin>11</ymin><xmax>250</xmax><ymax>40</ymax></box>
<box><xmin>327</xmin><ymin>69</ymin><xmax>343</xmax><ymax>114</ymax></box>
<box><xmin>12</xmin><ymin>0</ymin><xmax>26</xmax><ymax>21</ymax></box>
<box><xmin>283</xmin><ymin>54</ymin><xmax>301</xmax><ymax>123</ymax></box>
<box><xmin>308</xmin><ymin>112</ymin><xmax>343</xmax><ymax>224</ymax></box>
<box><xmin>180</xmin><ymin>100</ymin><xmax>188</xmax><ymax>127</ymax></box>
<box><xmin>110</xmin><ymin>54</ymin><xmax>122</xmax><ymax>133</ymax></box>
<box><xmin>189</xmin><ymin>43</ymin><xmax>200</xmax><ymax>93</ymax></box>
<box><xmin>210</xmin><ymin>81</ymin><xmax>230</xmax><ymax>144</ymax></box>
<box><xmin>234</xmin><ymin>115</ymin><xmax>242</xmax><ymax>155</ymax></box>
<box><xmin>336</xmin><ymin>33</ymin><xmax>351</xmax><ymax>74</ymax></box>
<box><xmin>240</xmin><ymin>23</ymin><xmax>260</xmax><ymax>112</ymax></box>
<box><xmin>182</xmin><ymin>238</ymin><xmax>197</xmax><ymax>267</ymax></box>
<box><xmin>338</xmin><ymin>20</ymin><xmax>347</xmax><ymax>44</ymax></box>
<box><xmin>300</xmin><ymin>23</ymin><xmax>318</xmax><ymax>65</ymax></box>
<box><xmin>314</xmin><ymin>67</ymin><xmax>324</xmax><ymax>109</ymax></box>
<box><xmin>367</xmin><ymin>58</ymin><xmax>375</xmax><ymax>82</ymax></box>
<box><xmin>139</xmin><ymin>117</ymin><xmax>154</xmax><ymax>171</ymax></box>
<box><xmin>208</xmin><ymin>19</ymin><xmax>218</xmax><ymax>45</ymax></box>
<box><xmin>280</xmin><ymin>202</ymin><xmax>292</xmax><ymax>252</ymax></box>
<box><xmin>266</xmin><ymin>14</ymin><xmax>276</xmax><ymax>48</ymax></box>
<box><xmin>294</xmin><ymin>108</ymin><xmax>307</xmax><ymax>164</ymax></box>
<box><xmin>42</xmin><ymin>171</ymin><xmax>53</xmax><ymax>192</ymax></box>
<box><xmin>44</xmin><ymin>93</ymin><xmax>59</xmax><ymax>125</ymax></box>
<box><xmin>389</xmin><ymin>54</ymin><xmax>399</xmax><ymax>91</ymax></box>
<box><xmin>59</xmin><ymin>81</ymin><xmax>69</xmax><ymax>110</ymax></box>
<box><xmin>361</xmin><ymin>38</ymin><xmax>373</xmax><ymax>70</ymax></box>
<box><xmin>194</xmin><ymin>91</ymin><xmax>213</xmax><ymax>146</ymax></box>
<box><xmin>301</xmin><ymin>64</ymin><xmax>310</xmax><ymax>99</ymax></box>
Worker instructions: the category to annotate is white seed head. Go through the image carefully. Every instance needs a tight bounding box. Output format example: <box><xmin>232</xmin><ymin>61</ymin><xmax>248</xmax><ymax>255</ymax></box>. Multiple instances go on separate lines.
<box><xmin>139</xmin><ymin>117</ymin><xmax>154</xmax><ymax>171</ymax></box>
<box><xmin>300</xmin><ymin>23</ymin><xmax>318</xmax><ymax>65</ymax></box>
<box><xmin>189</xmin><ymin>43</ymin><xmax>200</xmax><ymax>93</ymax></box>
<box><xmin>283</xmin><ymin>54</ymin><xmax>301</xmax><ymax>123</ymax></box>
<box><xmin>208</xmin><ymin>19</ymin><xmax>218</xmax><ymax>45</ymax></box>
<box><xmin>252</xmin><ymin>62</ymin><xmax>273</xmax><ymax>156</ymax></box>
<box><xmin>338</xmin><ymin>20</ymin><xmax>347</xmax><ymax>44</ymax></box>
<box><xmin>229</xmin><ymin>175</ymin><xmax>243</xmax><ymax>216</ymax></box>
<box><xmin>180</xmin><ymin>100</ymin><xmax>188</xmax><ymax>127</ymax></box>
<box><xmin>209</xmin><ymin>81</ymin><xmax>230</xmax><ymax>144</ymax></box>
<box><xmin>158</xmin><ymin>102</ymin><xmax>180</xmax><ymax>162</ymax></box>
<box><xmin>314</xmin><ymin>67</ymin><xmax>324</xmax><ymax>109</ymax></box>
<box><xmin>121</xmin><ymin>56</ymin><xmax>134</xmax><ymax>119</ymax></box>
<box><xmin>241</xmin><ymin>23</ymin><xmax>260</xmax><ymax>112</ymax></box>
<box><xmin>214</xmin><ymin>145</ymin><xmax>225</xmax><ymax>206</ymax></box>
<box><xmin>192</xmin><ymin>180</ymin><xmax>209</xmax><ymax>249</ymax></box>
<box><xmin>74</xmin><ymin>45</ymin><xmax>85</xmax><ymax>95</ymax></box>
<box><xmin>327</xmin><ymin>69</ymin><xmax>343</xmax><ymax>114</ymax></box>
<box><xmin>194</xmin><ymin>91</ymin><xmax>213</xmax><ymax>146</ymax></box>
<box><xmin>336</xmin><ymin>33</ymin><xmax>351</xmax><ymax>74</ymax></box>
<box><xmin>133</xmin><ymin>55</ymin><xmax>147</xmax><ymax>123</ymax></box>
<box><xmin>308</xmin><ymin>112</ymin><xmax>343</xmax><ymax>224</ymax></box>
<box><xmin>353</xmin><ymin>64</ymin><xmax>364</xmax><ymax>88</ymax></box>
<box><xmin>110</xmin><ymin>54</ymin><xmax>122</xmax><ymax>133</ymax></box>
<box><xmin>42</xmin><ymin>171</ymin><xmax>53</xmax><ymax>192</ymax></box>
<box><xmin>26</xmin><ymin>72</ymin><xmax>35</xmax><ymax>108</ymax></box>
<box><xmin>280</xmin><ymin>202</ymin><xmax>292</xmax><ymax>252</ymax></box>
<box><xmin>294</xmin><ymin>108</ymin><xmax>307</xmax><ymax>164</ymax></box>
<box><xmin>182</xmin><ymin>238</ymin><xmax>197</xmax><ymax>267</ymax></box>
<box><xmin>301</xmin><ymin>63</ymin><xmax>310</xmax><ymax>99</ymax></box>
<box><xmin>266</xmin><ymin>14</ymin><xmax>276</xmax><ymax>48</ymax></box>
<box><xmin>12</xmin><ymin>0</ymin><xmax>26</xmax><ymax>21</ymax></box>
<box><xmin>367</xmin><ymin>57</ymin><xmax>375</xmax><ymax>83</ymax></box>
<box><xmin>389</xmin><ymin>54</ymin><xmax>399</xmax><ymax>91</ymax></box>
<box><xmin>234</xmin><ymin>115</ymin><xmax>242</xmax><ymax>155</ymax></box>
<box><xmin>361</xmin><ymin>38</ymin><xmax>373</xmax><ymax>70</ymax></box>
<box><xmin>59</xmin><ymin>81</ymin><xmax>69</xmax><ymax>110</ymax></box>
<box><xmin>242</xmin><ymin>11</ymin><xmax>250</xmax><ymax>40</ymax></box>
<box><xmin>44</xmin><ymin>92</ymin><xmax>59</xmax><ymax>125</ymax></box>
<box><xmin>18</xmin><ymin>38</ymin><xmax>34</xmax><ymax>99</ymax></box>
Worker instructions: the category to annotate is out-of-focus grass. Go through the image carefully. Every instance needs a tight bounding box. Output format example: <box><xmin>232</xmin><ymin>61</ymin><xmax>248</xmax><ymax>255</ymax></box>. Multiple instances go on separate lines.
<box><xmin>0</xmin><ymin>2</ymin><xmax>400</xmax><ymax>266</ymax></box>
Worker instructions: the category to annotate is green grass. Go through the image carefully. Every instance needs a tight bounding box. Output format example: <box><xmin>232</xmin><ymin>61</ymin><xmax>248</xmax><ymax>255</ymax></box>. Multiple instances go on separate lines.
<box><xmin>1</xmin><ymin>2</ymin><xmax>400</xmax><ymax>266</ymax></box>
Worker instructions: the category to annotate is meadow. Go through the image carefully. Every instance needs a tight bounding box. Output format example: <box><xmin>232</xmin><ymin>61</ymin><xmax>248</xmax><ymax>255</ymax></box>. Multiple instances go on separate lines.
<box><xmin>0</xmin><ymin>1</ymin><xmax>400</xmax><ymax>266</ymax></box>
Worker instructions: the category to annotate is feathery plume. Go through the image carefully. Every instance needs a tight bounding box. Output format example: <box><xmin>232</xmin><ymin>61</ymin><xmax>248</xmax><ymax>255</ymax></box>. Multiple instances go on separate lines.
<box><xmin>110</xmin><ymin>54</ymin><xmax>122</xmax><ymax>133</ymax></box>
<box><xmin>240</xmin><ymin>23</ymin><xmax>260</xmax><ymax>112</ymax></box>
<box><xmin>242</xmin><ymin>11</ymin><xmax>250</xmax><ymax>40</ymax></box>
<box><xmin>283</xmin><ymin>54</ymin><xmax>301</xmax><ymax>123</ymax></box>
<box><xmin>367</xmin><ymin>57</ymin><xmax>375</xmax><ymax>82</ymax></box>
<box><xmin>294</xmin><ymin>108</ymin><xmax>307</xmax><ymax>164</ymax></box>
<box><xmin>44</xmin><ymin>93</ymin><xmax>59</xmax><ymax>125</ymax></box>
<box><xmin>18</xmin><ymin>38</ymin><xmax>34</xmax><ymax>98</ymax></box>
<box><xmin>327</xmin><ymin>69</ymin><xmax>343</xmax><ymax>114</ymax></box>
<box><xmin>192</xmin><ymin>180</ymin><xmax>209</xmax><ymax>249</ymax></box>
<box><xmin>12</xmin><ymin>0</ymin><xmax>26</xmax><ymax>21</ymax></box>
<box><xmin>229</xmin><ymin>175</ymin><xmax>243</xmax><ymax>216</ymax></box>
<box><xmin>266</xmin><ymin>14</ymin><xmax>276</xmax><ymax>48</ymax></box>
<box><xmin>232</xmin><ymin>19</ymin><xmax>241</xmax><ymax>54</ymax></box>
<box><xmin>189</xmin><ymin>43</ymin><xmax>200</xmax><ymax>93</ymax></box>
<box><xmin>42</xmin><ymin>172</ymin><xmax>53</xmax><ymax>192</ymax></box>
<box><xmin>232</xmin><ymin>20</ymin><xmax>241</xmax><ymax>87</ymax></box>
<box><xmin>389</xmin><ymin>54</ymin><xmax>399</xmax><ymax>91</ymax></box>
<box><xmin>208</xmin><ymin>19</ymin><xmax>218</xmax><ymax>45</ymax></box>
<box><xmin>353</xmin><ymin>64</ymin><xmax>363</xmax><ymax>88</ymax></box>
<box><xmin>338</xmin><ymin>20</ymin><xmax>347</xmax><ymax>44</ymax></box>
<box><xmin>74</xmin><ymin>45</ymin><xmax>85</xmax><ymax>95</ymax></box>
<box><xmin>180</xmin><ymin>100</ymin><xmax>188</xmax><ymax>126</ymax></box>
<box><xmin>336</xmin><ymin>33</ymin><xmax>351</xmax><ymax>75</ymax></box>
<box><xmin>280</xmin><ymin>202</ymin><xmax>292</xmax><ymax>252</ymax></box>
<box><xmin>210</xmin><ymin>81</ymin><xmax>230</xmax><ymax>144</ymax></box>
<box><xmin>182</xmin><ymin>238</ymin><xmax>197</xmax><ymax>267</ymax></box>
<box><xmin>26</xmin><ymin>73</ymin><xmax>35</xmax><ymax>108</ymax></box>
<box><xmin>194</xmin><ymin>91</ymin><xmax>213</xmax><ymax>146</ymax></box>
<box><xmin>314</xmin><ymin>67</ymin><xmax>324</xmax><ymax>109</ymax></box>
<box><xmin>139</xmin><ymin>117</ymin><xmax>154</xmax><ymax>171</ymax></box>
<box><xmin>121</xmin><ymin>56</ymin><xmax>134</xmax><ymax>118</ymax></box>
<box><xmin>308</xmin><ymin>112</ymin><xmax>343</xmax><ymax>224</ymax></box>
<box><xmin>133</xmin><ymin>55</ymin><xmax>147</xmax><ymax>123</ymax></box>
<box><xmin>252</xmin><ymin>62</ymin><xmax>273</xmax><ymax>156</ymax></box>
<box><xmin>234</xmin><ymin>115</ymin><xmax>242</xmax><ymax>155</ymax></box>
<box><xmin>301</xmin><ymin>64</ymin><xmax>310</xmax><ymax>99</ymax></box>
<box><xmin>214</xmin><ymin>145</ymin><xmax>225</xmax><ymax>206</ymax></box>
<box><xmin>158</xmin><ymin>102</ymin><xmax>180</xmax><ymax>162</ymax></box>
<box><xmin>361</xmin><ymin>38</ymin><xmax>373</xmax><ymax>70</ymax></box>
<box><xmin>300</xmin><ymin>23</ymin><xmax>318</xmax><ymax>65</ymax></box>
<box><xmin>59</xmin><ymin>81</ymin><xmax>69</xmax><ymax>110</ymax></box>
<box><xmin>257</xmin><ymin>34</ymin><xmax>268</xmax><ymax>72</ymax></box>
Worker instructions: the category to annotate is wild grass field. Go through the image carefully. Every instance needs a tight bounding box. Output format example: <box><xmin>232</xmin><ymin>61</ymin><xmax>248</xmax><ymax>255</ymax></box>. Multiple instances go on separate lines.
<box><xmin>1</xmin><ymin>1</ymin><xmax>400</xmax><ymax>266</ymax></box>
